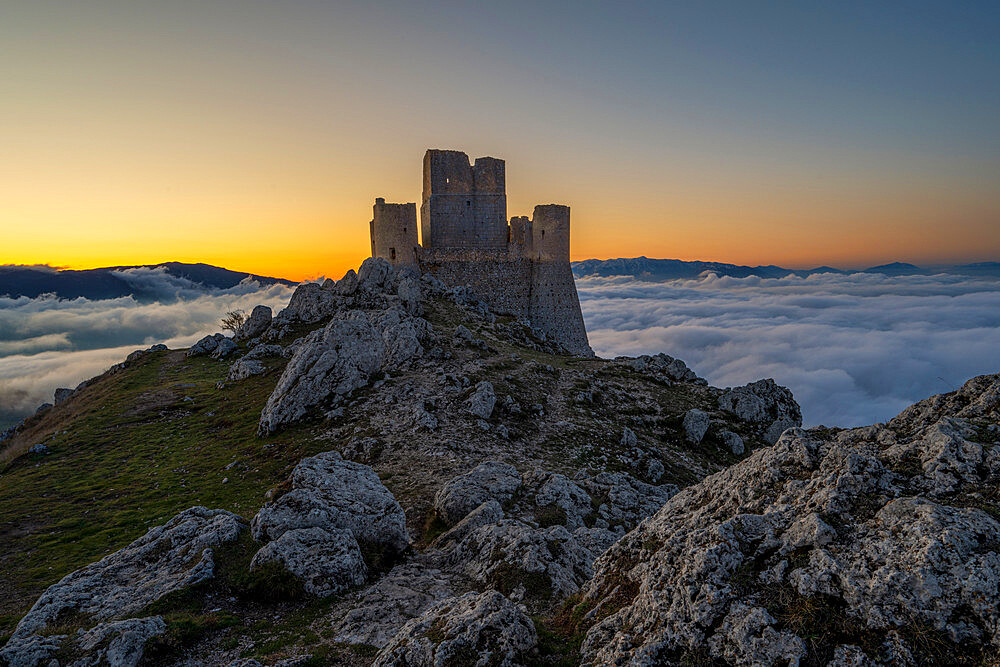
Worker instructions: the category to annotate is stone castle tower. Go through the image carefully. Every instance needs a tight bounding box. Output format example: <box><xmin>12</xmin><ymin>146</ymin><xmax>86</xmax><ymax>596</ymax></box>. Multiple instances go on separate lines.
<box><xmin>369</xmin><ymin>149</ymin><xmax>592</xmax><ymax>356</ymax></box>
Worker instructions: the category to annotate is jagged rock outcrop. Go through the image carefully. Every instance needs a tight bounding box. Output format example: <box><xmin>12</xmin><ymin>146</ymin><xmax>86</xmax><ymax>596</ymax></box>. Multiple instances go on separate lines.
<box><xmin>186</xmin><ymin>333</ymin><xmax>227</xmax><ymax>357</ymax></box>
<box><xmin>617</xmin><ymin>353</ymin><xmax>701</xmax><ymax>383</ymax></box>
<box><xmin>211</xmin><ymin>337</ymin><xmax>239</xmax><ymax>359</ymax></box>
<box><xmin>372</xmin><ymin>591</ymin><xmax>538</xmax><ymax>667</ymax></box>
<box><xmin>258</xmin><ymin>306</ymin><xmax>431</xmax><ymax>434</ymax></box>
<box><xmin>257</xmin><ymin>315</ymin><xmax>384</xmax><ymax>433</ymax></box>
<box><xmin>235</xmin><ymin>304</ymin><xmax>273</xmax><ymax>342</ymax></box>
<box><xmin>578</xmin><ymin>374</ymin><xmax>1000</xmax><ymax>665</ymax></box>
<box><xmin>718</xmin><ymin>378</ymin><xmax>803</xmax><ymax>444</ymax></box>
<box><xmin>252</xmin><ymin>451</ymin><xmax>409</xmax><ymax>553</ymax></box>
<box><xmin>2</xmin><ymin>507</ymin><xmax>244</xmax><ymax>666</ymax></box>
<box><xmin>433</xmin><ymin>461</ymin><xmax>521</xmax><ymax>526</ymax></box>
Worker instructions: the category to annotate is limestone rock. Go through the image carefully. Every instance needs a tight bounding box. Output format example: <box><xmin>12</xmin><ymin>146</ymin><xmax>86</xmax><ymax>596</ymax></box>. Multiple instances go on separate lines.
<box><xmin>244</xmin><ymin>343</ymin><xmax>284</xmax><ymax>359</ymax></box>
<box><xmin>331</xmin><ymin>561</ymin><xmax>456</xmax><ymax>648</ymax></box>
<box><xmin>446</xmin><ymin>519</ymin><xmax>595</xmax><ymax>601</ymax></box>
<box><xmin>235</xmin><ymin>304</ymin><xmax>273</xmax><ymax>342</ymax></box>
<box><xmin>397</xmin><ymin>278</ymin><xmax>422</xmax><ymax>316</ymax></box>
<box><xmin>434</xmin><ymin>461</ymin><xmax>521</xmax><ymax>526</ymax></box>
<box><xmin>619</xmin><ymin>426</ymin><xmax>638</xmax><ymax>448</ymax></box>
<box><xmin>250</xmin><ymin>526</ymin><xmax>367</xmax><ymax>597</ymax></box>
<box><xmin>211</xmin><ymin>337</ymin><xmax>239</xmax><ymax>359</ymax></box>
<box><xmin>277</xmin><ymin>281</ymin><xmax>339</xmax><ymax>324</ymax></box>
<box><xmin>0</xmin><ymin>634</ymin><xmax>64</xmax><ymax>667</ymax></box>
<box><xmin>74</xmin><ymin>616</ymin><xmax>168</xmax><ymax>667</ymax></box>
<box><xmin>358</xmin><ymin>256</ymin><xmax>395</xmax><ymax>292</ymax></box>
<box><xmin>252</xmin><ymin>452</ymin><xmax>409</xmax><ymax>554</ymax></box>
<box><xmin>53</xmin><ymin>387</ymin><xmax>73</xmax><ymax>405</ymax></box>
<box><xmin>718</xmin><ymin>378</ymin><xmax>802</xmax><ymax>444</ymax></box>
<box><xmin>720</xmin><ymin>429</ymin><xmax>745</xmax><ymax>455</ymax></box>
<box><xmin>227</xmin><ymin>357</ymin><xmax>266</xmax><ymax>381</ymax></box>
<box><xmin>186</xmin><ymin>333</ymin><xmax>225</xmax><ymax>357</ymax></box>
<box><xmin>581</xmin><ymin>472</ymin><xmax>679</xmax><ymax>530</ymax></box>
<box><xmin>682</xmin><ymin>408</ymin><xmax>710</xmax><ymax>443</ymax></box>
<box><xmin>578</xmin><ymin>375</ymin><xmax>1000</xmax><ymax>664</ymax></box>
<box><xmin>620</xmin><ymin>353</ymin><xmax>700</xmax><ymax>382</ymax></box>
<box><xmin>258</xmin><ymin>315</ymin><xmax>385</xmax><ymax>434</ymax></box>
<box><xmin>7</xmin><ymin>507</ymin><xmax>245</xmax><ymax>643</ymax></box>
<box><xmin>372</xmin><ymin>591</ymin><xmax>538</xmax><ymax>667</ymax></box>
<box><xmin>336</xmin><ymin>269</ymin><xmax>359</xmax><ymax>295</ymax></box>
<box><xmin>467</xmin><ymin>380</ymin><xmax>496</xmax><ymax>419</ymax></box>
<box><xmin>527</xmin><ymin>471</ymin><xmax>593</xmax><ymax>530</ymax></box>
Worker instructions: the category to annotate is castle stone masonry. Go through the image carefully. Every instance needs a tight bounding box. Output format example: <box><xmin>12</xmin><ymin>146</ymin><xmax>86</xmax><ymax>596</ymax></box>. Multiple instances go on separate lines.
<box><xmin>370</xmin><ymin>149</ymin><xmax>592</xmax><ymax>356</ymax></box>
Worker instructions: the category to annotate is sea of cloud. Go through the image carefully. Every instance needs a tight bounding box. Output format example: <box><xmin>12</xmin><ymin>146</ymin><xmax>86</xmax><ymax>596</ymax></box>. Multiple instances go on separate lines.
<box><xmin>577</xmin><ymin>271</ymin><xmax>1000</xmax><ymax>427</ymax></box>
<box><xmin>0</xmin><ymin>267</ymin><xmax>297</xmax><ymax>428</ymax></box>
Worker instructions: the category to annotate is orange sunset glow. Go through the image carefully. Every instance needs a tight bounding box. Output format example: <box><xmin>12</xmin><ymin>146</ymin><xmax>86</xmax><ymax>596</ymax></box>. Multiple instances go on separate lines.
<box><xmin>3</xmin><ymin>1</ymin><xmax>999</xmax><ymax>280</ymax></box>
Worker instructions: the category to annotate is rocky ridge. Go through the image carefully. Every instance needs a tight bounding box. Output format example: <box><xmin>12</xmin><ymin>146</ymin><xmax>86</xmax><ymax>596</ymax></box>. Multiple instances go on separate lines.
<box><xmin>2</xmin><ymin>257</ymin><xmax>994</xmax><ymax>665</ymax></box>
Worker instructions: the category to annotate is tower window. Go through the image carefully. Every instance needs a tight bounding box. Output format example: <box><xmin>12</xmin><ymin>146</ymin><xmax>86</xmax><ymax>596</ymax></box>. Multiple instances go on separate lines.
<box><xmin>390</xmin><ymin>248</ymin><xmax>396</xmax><ymax>260</ymax></box>
<box><xmin>466</xmin><ymin>200</ymin><xmax>471</xmax><ymax>207</ymax></box>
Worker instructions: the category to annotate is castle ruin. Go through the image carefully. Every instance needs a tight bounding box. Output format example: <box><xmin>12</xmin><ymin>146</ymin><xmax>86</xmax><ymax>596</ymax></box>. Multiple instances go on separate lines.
<box><xmin>369</xmin><ymin>149</ymin><xmax>592</xmax><ymax>356</ymax></box>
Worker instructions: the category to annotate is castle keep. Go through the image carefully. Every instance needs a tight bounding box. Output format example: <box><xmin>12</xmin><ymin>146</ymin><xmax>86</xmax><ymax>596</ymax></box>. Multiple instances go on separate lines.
<box><xmin>369</xmin><ymin>149</ymin><xmax>592</xmax><ymax>356</ymax></box>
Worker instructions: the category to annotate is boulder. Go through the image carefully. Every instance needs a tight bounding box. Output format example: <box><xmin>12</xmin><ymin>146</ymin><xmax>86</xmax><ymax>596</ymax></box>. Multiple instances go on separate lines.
<box><xmin>211</xmin><ymin>337</ymin><xmax>239</xmax><ymax>359</ymax></box>
<box><xmin>53</xmin><ymin>387</ymin><xmax>73</xmax><ymax>405</ymax></box>
<box><xmin>358</xmin><ymin>257</ymin><xmax>395</xmax><ymax>292</ymax></box>
<box><xmin>250</xmin><ymin>526</ymin><xmax>367</xmax><ymax>597</ymax></box>
<box><xmin>235</xmin><ymin>304</ymin><xmax>272</xmax><ymax>341</ymax></box>
<box><xmin>336</xmin><ymin>269</ymin><xmax>359</xmax><ymax>295</ymax></box>
<box><xmin>434</xmin><ymin>461</ymin><xmax>521</xmax><ymax>526</ymax></box>
<box><xmin>227</xmin><ymin>357</ymin><xmax>267</xmax><ymax>381</ymax></box>
<box><xmin>581</xmin><ymin>472</ymin><xmax>678</xmax><ymax>530</ymax></box>
<box><xmin>467</xmin><ymin>381</ymin><xmax>496</xmax><ymax>420</ymax></box>
<box><xmin>186</xmin><ymin>333</ymin><xmax>226</xmax><ymax>357</ymax></box>
<box><xmin>252</xmin><ymin>452</ymin><xmax>408</xmax><ymax>554</ymax></box>
<box><xmin>397</xmin><ymin>278</ymin><xmax>422</xmax><ymax>316</ymax></box>
<box><xmin>682</xmin><ymin>408</ymin><xmax>710</xmax><ymax>443</ymax></box>
<box><xmin>373</xmin><ymin>591</ymin><xmax>538</xmax><ymax>667</ymax></box>
<box><xmin>718</xmin><ymin>378</ymin><xmax>802</xmax><ymax>444</ymax></box>
<box><xmin>6</xmin><ymin>507</ymin><xmax>245</xmax><ymax>644</ymax></box>
<box><xmin>277</xmin><ymin>281</ymin><xmax>340</xmax><ymax>324</ymax></box>
<box><xmin>720</xmin><ymin>429</ymin><xmax>745</xmax><ymax>455</ymax></box>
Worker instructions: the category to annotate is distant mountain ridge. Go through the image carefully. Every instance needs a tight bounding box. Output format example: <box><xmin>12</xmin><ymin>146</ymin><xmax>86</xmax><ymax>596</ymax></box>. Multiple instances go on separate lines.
<box><xmin>571</xmin><ymin>256</ymin><xmax>1000</xmax><ymax>280</ymax></box>
<box><xmin>0</xmin><ymin>262</ymin><xmax>296</xmax><ymax>301</ymax></box>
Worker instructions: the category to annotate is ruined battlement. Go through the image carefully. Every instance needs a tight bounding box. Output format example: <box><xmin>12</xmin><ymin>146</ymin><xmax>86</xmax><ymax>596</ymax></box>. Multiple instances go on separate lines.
<box><xmin>370</xmin><ymin>150</ymin><xmax>592</xmax><ymax>356</ymax></box>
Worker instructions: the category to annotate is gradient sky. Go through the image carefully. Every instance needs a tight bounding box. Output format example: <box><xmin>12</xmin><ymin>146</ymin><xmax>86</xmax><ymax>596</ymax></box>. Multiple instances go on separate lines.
<box><xmin>3</xmin><ymin>1</ymin><xmax>999</xmax><ymax>280</ymax></box>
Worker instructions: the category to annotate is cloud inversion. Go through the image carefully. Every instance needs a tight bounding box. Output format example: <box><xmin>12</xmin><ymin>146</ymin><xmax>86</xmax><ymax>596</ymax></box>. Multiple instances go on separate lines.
<box><xmin>0</xmin><ymin>271</ymin><xmax>296</xmax><ymax>427</ymax></box>
<box><xmin>577</xmin><ymin>271</ymin><xmax>1000</xmax><ymax>427</ymax></box>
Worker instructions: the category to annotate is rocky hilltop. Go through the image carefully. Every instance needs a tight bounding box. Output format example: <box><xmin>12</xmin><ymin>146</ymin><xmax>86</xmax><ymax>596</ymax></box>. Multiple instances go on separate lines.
<box><xmin>0</xmin><ymin>258</ymin><xmax>997</xmax><ymax>666</ymax></box>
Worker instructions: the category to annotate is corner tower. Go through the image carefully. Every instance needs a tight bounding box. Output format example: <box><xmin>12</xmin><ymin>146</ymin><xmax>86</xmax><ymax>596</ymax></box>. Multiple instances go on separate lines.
<box><xmin>370</xmin><ymin>198</ymin><xmax>417</xmax><ymax>266</ymax></box>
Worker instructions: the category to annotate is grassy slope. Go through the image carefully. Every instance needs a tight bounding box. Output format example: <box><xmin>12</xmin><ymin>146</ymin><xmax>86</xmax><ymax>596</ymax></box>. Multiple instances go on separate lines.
<box><xmin>0</xmin><ymin>347</ymin><xmax>326</xmax><ymax>640</ymax></box>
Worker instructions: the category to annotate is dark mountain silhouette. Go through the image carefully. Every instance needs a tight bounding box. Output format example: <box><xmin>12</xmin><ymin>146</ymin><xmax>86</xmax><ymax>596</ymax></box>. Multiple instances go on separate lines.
<box><xmin>0</xmin><ymin>262</ymin><xmax>295</xmax><ymax>301</ymax></box>
<box><xmin>572</xmin><ymin>257</ymin><xmax>1000</xmax><ymax>281</ymax></box>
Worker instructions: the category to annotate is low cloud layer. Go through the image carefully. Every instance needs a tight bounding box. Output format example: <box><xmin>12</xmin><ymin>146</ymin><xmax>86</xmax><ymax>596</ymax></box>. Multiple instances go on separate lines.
<box><xmin>0</xmin><ymin>271</ymin><xmax>296</xmax><ymax>427</ymax></box>
<box><xmin>577</xmin><ymin>272</ymin><xmax>1000</xmax><ymax>427</ymax></box>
